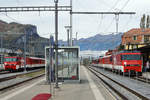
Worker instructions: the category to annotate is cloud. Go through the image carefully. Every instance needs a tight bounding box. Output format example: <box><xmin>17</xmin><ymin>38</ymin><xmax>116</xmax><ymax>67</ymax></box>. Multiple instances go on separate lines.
<box><xmin>0</xmin><ymin>0</ymin><xmax>149</xmax><ymax>40</ymax></box>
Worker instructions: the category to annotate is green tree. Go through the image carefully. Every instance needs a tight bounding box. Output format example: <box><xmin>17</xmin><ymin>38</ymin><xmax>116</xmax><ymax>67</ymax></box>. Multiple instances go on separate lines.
<box><xmin>140</xmin><ymin>14</ymin><xmax>146</xmax><ymax>29</ymax></box>
<box><xmin>146</xmin><ymin>15</ymin><xmax>150</xmax><ymax>28</ymax></box>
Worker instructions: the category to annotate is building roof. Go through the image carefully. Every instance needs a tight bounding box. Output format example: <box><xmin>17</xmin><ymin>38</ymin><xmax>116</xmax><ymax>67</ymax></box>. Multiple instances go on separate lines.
<box><xmin>123</xmin><ymin>28</ymin><xmax>150</xmax><ymax>37</ymax></box>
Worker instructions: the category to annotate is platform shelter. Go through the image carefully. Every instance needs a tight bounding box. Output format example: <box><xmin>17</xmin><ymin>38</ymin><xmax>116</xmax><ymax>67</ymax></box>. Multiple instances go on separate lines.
<box><xmin>45</xmin><ymin>46</ymin><xmax>80</xmax><ymax>83</ymax></box>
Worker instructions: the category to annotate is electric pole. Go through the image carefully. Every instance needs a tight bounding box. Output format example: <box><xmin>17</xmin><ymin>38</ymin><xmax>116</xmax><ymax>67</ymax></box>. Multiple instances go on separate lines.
<box><xmin>24</xmin><ymin>29</ymin><xmax>27</xmax><ymax>72</ymax></box>
<box><xmin>54</xmin><ymin>0</ymin><xmax>59</xmax><ymax>88</ymax></box>
<box><xmin>70</xmin><ymin>0</ymin><xmax>73</xmax><ymax>46</ymax></box>
<box><xmin>115</xmin><ymin>14</ymin><xmax>119</xmax><ymax>33</ymax></box>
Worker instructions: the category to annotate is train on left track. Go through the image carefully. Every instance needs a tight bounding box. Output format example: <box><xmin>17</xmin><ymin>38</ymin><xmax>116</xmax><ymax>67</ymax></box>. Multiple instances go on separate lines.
<box><xmin>91</xmin><ymin>50</ymin><xmax>142</xmax><ymax>76</ymax></box>
<box><xmin>3</xmin><ymin>56</ymin><xmax>45</xmax><ymax>71</ymax></box>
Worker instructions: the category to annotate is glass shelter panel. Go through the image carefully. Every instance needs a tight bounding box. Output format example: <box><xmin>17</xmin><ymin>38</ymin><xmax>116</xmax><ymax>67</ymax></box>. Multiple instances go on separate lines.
<box><xmin>45</xmin><ymin>46</ymin><xmax>80</xmax><ymax>82</ymax></box>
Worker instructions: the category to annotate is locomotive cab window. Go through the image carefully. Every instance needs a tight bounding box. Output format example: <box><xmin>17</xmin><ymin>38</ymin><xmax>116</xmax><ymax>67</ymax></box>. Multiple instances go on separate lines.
<box><xmin>121</xmin><ymin>54</ymin><xmax>141</xmax><ymax>60</ymax></box>
<box><xmin>5</xmin><ymin>58</ymin><xmax>18</xmax><ymax>62</ymax></box>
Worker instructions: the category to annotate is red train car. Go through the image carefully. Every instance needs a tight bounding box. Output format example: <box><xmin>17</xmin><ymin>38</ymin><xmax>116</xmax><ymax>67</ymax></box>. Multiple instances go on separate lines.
<box><xmin>96</xmin><ymin>51</ymin><xmax>142</xmax><ymax>75</ymax></box>
<box><xmin>113</xmin><ymin>51</ymin><xmax>142</xmax><ymax>75</ymax></box>
<box><xmin>4</xmin><ymin>56</ymin><xmax>45</xmax><ymax>71</ymax></box>
<box><xmin>91</xmin><ymin>59</ymin><xmax>99</xmax><ymax>66</ymax></box>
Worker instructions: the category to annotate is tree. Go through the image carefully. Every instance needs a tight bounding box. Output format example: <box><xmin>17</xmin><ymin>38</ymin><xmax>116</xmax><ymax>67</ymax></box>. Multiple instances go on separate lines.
<box><xmin>140</xmin><ymin>14</ymin><xmax>150</xmax><ymax>29</ymax></box>
<box><xmin>146</xmin><ymin>15</ymin><xmax>150</xmax><ymax>28</ymax></box>
<box><xmin>140</xmin><ymin>14</ymin><xmax>146</xmax><ymax>29</ymax></box>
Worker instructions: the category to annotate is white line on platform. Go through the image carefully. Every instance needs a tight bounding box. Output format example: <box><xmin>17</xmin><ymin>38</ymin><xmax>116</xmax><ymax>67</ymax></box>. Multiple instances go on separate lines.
<box><xmin>82</xmin><ymin>66</ymin><xmax>105</xmax><ymax>100</ymax></box>
<box><xmin>0</xmin><ymin>78</ymin><xmax>45</xmax><ymax>100</ymax></box>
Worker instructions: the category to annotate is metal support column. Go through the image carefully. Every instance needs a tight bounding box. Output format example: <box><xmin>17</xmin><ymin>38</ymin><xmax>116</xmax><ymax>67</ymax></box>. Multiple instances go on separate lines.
<box><xmin>24</xmin><ymin>29</ymin><xmax>27</xmax><ymax>72</ymax></box>
<box><xmin>54</xmin><ymin>0</ymin><xmax>59</xmax><ymax>88</ymax></box>
<box><xmin>0</xmin><ymin>32</ymin><xmax>3</xmax><ymax>68</ymax></box>
<box><xmin>115</xmin><ymin>14</ymin><xmax>119</xmax><ymax>33</ymax></box>
<box><xmin>67</xmin><ymin>29</ymin><xmax>70</xmax><ymax>46</ymax></box>
<box><xmin>70</xmin><ymin>0</ymin><xmax>73</xmax><ymax>46</ymax></box>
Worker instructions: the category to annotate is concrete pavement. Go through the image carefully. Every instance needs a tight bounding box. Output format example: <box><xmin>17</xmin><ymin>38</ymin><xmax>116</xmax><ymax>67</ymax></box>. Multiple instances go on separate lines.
<box><xmin>0</xmin><ymin>66</ymin><xmax>114</xmax><ymax>100</ymax></box>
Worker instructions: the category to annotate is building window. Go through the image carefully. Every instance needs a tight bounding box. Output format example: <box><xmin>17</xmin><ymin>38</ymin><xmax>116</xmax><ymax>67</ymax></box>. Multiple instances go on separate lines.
<box><xmin>133</xmin><ymin>36</ymin><xmax>137</xmax><ymax>40</ymax></box>
<box><xmin>144</xmin><ymin>35</ymin><xmax>150</xmax><ymax>43</ymax></box>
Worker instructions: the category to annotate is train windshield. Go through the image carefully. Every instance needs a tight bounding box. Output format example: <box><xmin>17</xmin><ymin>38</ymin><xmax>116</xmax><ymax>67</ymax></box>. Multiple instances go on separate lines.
<box><xmin>121</xmin><ymin>55</ymin><xmax>141</xmax><ymax>60</ymax></box>
<box><xmin>5</xmin><ymin>58</ymin><xmax>18</xmax><ymax>62</ymax></box>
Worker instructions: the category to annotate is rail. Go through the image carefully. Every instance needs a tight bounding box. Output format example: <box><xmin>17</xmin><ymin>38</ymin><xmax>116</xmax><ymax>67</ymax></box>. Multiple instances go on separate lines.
<box><xmin>87</xmin><ymin>66</ymin><xmax>149</xmax><ymax>100</ymax></box>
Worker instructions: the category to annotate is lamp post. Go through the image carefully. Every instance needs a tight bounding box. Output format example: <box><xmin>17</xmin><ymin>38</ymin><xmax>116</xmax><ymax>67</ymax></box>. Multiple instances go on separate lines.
<box><xmin>54</xmin><ymin>0</ymin><xmax>59</xmax><ymax>88</ymax></box>
<box><xmin>65</xmin><ymin>26</ymin><xmax>71</xmax><ymax>46</ymax></box>
<box><xmin>76</xmin><ymin>32</ymin><xmax>78</xmax><ymax>46</ymax></box>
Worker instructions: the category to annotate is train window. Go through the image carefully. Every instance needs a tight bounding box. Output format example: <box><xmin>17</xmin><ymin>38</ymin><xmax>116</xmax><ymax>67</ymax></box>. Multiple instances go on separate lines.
<box><xmin>121</xmin><ymin>55</ymin><xmax>141</xmax><ymax>60</ymax></box>
<box><xmin>5</xmin><ymin>58</ymin><xmax>17</xmax><ymax>62</ymax></box>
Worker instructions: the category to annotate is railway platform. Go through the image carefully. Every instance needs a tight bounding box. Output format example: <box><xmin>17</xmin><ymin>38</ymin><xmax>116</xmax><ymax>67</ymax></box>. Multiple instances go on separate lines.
<box><xmin>0</xmin><ymin>66</ymin><xmax>110</xmax><ymax>100</ymax></box>
<box><xmin>142</xmin><ymin>72</ymin><xmax>150</xmax><ymax>79</ymax></box>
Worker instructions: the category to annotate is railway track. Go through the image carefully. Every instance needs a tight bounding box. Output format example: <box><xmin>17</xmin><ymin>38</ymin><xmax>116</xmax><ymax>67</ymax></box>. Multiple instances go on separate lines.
<box><xmin>0</xmin><ymin>67</ymin><xmax>45</xmax><ymax>75</ymax></box>
<box><xmin>0</xmin><ymin>69</ymin><xmax>45</xmax><ymax>92</ymax></box>
<box><xmin>0</xmin><ymin>69</ymin><xmax>44</xmax><ymax>83</ymax></box>
<box><xmin>0</xmin><ymin>74</ymin><xmax>44</xmax><ymax>92</ymax></box>
<box><xmin>87</xmin><ymin>66</ymin><xmax>149</xmax><ymax>100</ymax></box>
<box><xmin>0</xmin><ymin>71</ymin><xmax>10</xmax><ymax>75</ymax></box>
<box><xmin>93</xmin><ymin>65</ymin><xmax>150</xmax><ymax>85</ymax></box>
<box><xmin>132</xmin><ymin>76</ymin><xmax>150</xmax><ymax>84</ymax></box>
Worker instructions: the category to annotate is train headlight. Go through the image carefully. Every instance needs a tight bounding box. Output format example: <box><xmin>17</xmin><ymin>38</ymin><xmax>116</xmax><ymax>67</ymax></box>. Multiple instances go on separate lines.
<box><xmin>124</xmin><ymin>62</ymin><xmax>127</xmax><ymax>66</ymax></box>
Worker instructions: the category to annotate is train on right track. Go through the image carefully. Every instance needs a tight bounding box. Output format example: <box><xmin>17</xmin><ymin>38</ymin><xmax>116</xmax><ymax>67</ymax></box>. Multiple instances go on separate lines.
<box><xmin>92</xmin><ymin>50</ymin><xmax>142</xmax><ymax>76</ymax></box>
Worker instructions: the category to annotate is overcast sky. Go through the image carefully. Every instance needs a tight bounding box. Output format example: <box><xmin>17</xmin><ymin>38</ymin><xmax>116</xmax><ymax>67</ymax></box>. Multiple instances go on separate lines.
<box><xmin>0</xmin><ymin>0</ymin><xmax>150</xmax><ymax>40</ymax></box>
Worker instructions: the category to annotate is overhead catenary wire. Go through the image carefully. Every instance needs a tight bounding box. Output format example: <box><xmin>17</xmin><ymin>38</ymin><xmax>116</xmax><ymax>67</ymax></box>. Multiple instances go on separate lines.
<box><xmin>101</xmin><ymin>0</ymin><xmax>122</xmax><ymax>33</ymax></box>
<box><xmin>118</xmin><ymin>0</ymin><xmax>132</xmax><ymax>32</ymax></box>
<box><xmin>96</xmin><ymin>0</ymin><xmax>122</xmax><ymax>11</ymax></box>
<box><xmin>103</xmin><ymin>0</ymin><xmax>132</xmax><ymax>34</ymax></box>
<box><xmin>122</xmin><ymin>15</ymin><xmax>134</xmax><ymax>32</ymax></box>
<box><xmin>96</xmin><ymin>14</ymin><xmax>104</xmax><ymax>33</ymax></box>
<box><xmin>104</xmin><ymin>17</ymin><xmax>116</xmax><ymax>33</ymax></box>
<box><xmin>109</xmin><ymin>0</ymin><xmax>122</xmax><ymax>12</ymax></box>
<box><xmin>0</xmin><ymin>13</ymin><xmax>20</xmax><ymax>23</ymax></box>
<box><xmin>119</xmin><ymin>0</ymin><xmax>130</xmax><ymax>11</ymax></box>
<box><xmin>75</xmin><ymin>0</ymin><xmax>123</xmax><ymax>35</ymax></box>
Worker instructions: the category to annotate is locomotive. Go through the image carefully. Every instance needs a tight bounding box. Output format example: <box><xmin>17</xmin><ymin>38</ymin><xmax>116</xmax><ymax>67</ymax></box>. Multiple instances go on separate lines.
<box><xmin>92</xmin><ymin>51</ymin><xmax>142</xmax><ymax>75</ymax></box>
<box><xmin>4</xmin><ymin>56</ymin><xmax>45</xmax><ymax>71</ymax></box>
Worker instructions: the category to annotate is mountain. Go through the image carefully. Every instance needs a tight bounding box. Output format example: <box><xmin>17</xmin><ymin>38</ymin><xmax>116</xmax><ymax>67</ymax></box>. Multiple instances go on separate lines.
<box><xmin>76</xmin><ymin>33</ymin><xmax>123</xmax><ymax>51</ymax></box>
<box><xmin>0</xmin><ymin>20</ymin><xmax>49</xmax><ymax>57</ymax></box>
<box><xmin>0</xmin><ymin>20</ymin><xmax>123</xmax><ymax>56</ymax></box>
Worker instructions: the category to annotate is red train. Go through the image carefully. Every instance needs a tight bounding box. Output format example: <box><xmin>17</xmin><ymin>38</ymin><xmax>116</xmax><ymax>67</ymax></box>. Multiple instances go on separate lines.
<box><xmin>92</xmin><ymin>51</ymin><xmax>142</xmax><ymax>75</ymax></box>
<box><xmin>4</xmin><ymin>56</ymin><xmax>45</xmax><ymax>71</ymax></box>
